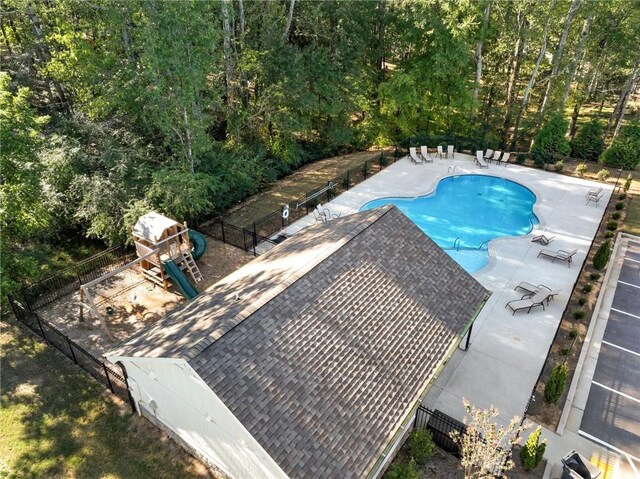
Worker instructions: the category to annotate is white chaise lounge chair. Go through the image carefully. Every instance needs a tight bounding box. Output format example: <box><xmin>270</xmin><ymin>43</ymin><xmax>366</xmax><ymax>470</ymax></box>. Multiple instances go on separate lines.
<box><xmin>409</xmin><ymin>147</ymin><xmax>423</xmax><ymax>164</ymax></box>
<box><xmin>420</xmin><ymin>146</ymin><xmax>434</xmax><ymax>163</ymax></box>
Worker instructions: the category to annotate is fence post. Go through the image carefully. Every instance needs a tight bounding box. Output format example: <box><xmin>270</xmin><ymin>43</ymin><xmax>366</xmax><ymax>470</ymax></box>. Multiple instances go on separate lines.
<box><xmin>66</xmin><ymin>336</ymin><xmax>78</xmax><ymax>364</ymax></box>
<box><xmin>252</xmin><ymin>222</ymin><xmax>258</xmax><ymax>247</ymax></box>
<box><xmin>34</xmin><ymin>312</ymin><xmax>47</xmax><ymax>339</ymax></box>
<box><xmin>102</xmin><ymin>363</ymin><xmax>115</xmax><ymax>393</ymax></box>
<box><xmin>242</xmin><ymin>228</ymin><xmax>248</xmax><ymax>251</ymax></box>
<box><xmin>117</xmin><ymin>362</ymin><xmax>137</xmax><ymax>412</ymax></box>
<box><xmin>346</xmin><ymin>170</ymin><xmax>350</xmax><ymax>190</ymax></box>
<box><xmin>364</xmin><ymin>160</ymin><xmax>368</xmax><ymax>179</ymax></box>
<box><xmin>220</xmin><ymin>220</ymin><xmax>226</xmax><ymax>244</ymax></box>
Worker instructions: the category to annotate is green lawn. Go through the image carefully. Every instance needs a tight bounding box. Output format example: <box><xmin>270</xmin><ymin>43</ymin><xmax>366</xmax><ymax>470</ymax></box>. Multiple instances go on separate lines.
<box><xmin>622</xmin><ymin>193</ymin><xmax>640</xmax><ymax>236</ymax></box>
<box><xmin>0</xmin><ymin>322</ymin><xmax>211</xmax><ymax>479</ymax></box>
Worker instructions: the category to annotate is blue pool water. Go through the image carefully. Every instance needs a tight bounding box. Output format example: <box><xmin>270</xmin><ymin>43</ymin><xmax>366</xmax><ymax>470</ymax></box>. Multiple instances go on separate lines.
<box><xmin>361</xmin><ymin>175</ymin><xmax>538</xmax><ymax>272</ymax></box>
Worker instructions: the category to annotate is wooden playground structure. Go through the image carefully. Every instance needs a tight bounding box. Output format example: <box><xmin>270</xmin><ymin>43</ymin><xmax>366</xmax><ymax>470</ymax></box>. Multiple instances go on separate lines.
<box><xmin>78</xmin><ymin>212</ymin><xmax>206</xmax><ymax>327</ymax></box>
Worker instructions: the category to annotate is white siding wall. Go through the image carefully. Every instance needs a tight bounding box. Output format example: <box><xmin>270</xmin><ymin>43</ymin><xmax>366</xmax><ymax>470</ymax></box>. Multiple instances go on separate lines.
<box><xmin>108</xmin><ymin>356</ymin><xmax>288</xmax><ymax>479</ymax></box>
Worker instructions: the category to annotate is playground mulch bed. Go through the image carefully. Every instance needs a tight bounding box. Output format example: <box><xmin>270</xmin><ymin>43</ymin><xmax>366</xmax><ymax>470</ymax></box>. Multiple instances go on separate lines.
<box><xmin>37</xmin><ymin>240</ymin><xmax>253</xmax><ymax>357</ymax></box>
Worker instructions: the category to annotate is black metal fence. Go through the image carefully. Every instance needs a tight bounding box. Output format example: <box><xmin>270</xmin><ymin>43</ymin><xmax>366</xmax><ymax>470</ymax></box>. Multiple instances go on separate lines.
<box><xmin>21</xmin><ymin>244</ymin><xmax>136</xmax><ymax>310</ymax></box>
<box><xmin>8</xmin><ymin>245</ymin><xmax>137</xmax><ymax>409</ymax></box>
<box><xmin>204</xmin><ymin>150</ymin><xmax>399</xmax><ymax>255</ymax></box>
<box><xmin>414</xmin><ymin>406</ymin><xmax>511</xmax><ymax>476</ymax></box>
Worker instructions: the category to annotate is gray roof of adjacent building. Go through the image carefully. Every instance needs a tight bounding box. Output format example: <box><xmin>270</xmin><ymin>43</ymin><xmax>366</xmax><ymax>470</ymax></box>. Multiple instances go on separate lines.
<box><xmin>109</xmin><ymin>205</ymin><xmax>489</xmax><ymax>479</ymax></box>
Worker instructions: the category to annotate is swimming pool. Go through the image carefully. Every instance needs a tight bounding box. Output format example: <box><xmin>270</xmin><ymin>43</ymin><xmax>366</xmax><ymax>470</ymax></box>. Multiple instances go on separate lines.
<box><xmin>361</xmin><ymin>175</ymin><xmax>539</xmax><ymax>272</ymax></box>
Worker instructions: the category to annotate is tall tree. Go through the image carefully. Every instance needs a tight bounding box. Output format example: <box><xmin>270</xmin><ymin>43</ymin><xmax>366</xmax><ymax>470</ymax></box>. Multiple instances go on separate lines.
<box><xmin>511</xmin><ymin>0</ymin><xmax>557</xmax><ymax>149</ymax></box>
<box><xmin>471</xmin><ymin>0</ymin><xmax>492</xmax><ymax>120</ymax></box>
<box><xmin>536</xmin><ymin>0</ymin><xmax>581</xmax><ymax>127</ymax></box>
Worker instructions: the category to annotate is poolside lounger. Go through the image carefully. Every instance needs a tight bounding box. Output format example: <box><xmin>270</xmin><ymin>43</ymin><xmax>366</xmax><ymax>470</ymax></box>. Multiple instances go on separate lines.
<box><xmin>475</xmin><ymin>151</ymin><xmax>489</xmax><ymax>168</ymax></box>
<box><xmin>532</xmin><ymin>234</ymin><xmax>554</xmax><ymax>245</ymax></box>
<box><xmin>447</xmin><ymin>145</ymin><xmax>454</xmax><ymax>159</ymax></box>
<box><xmin>537</xmin><ymin>248</ymin><xmax>578</xmax><ymax>267</ymax></box>
<box><xmin>484</xmin><ymin>149</ymin><xmax>494</xmax><ymax>160</ymax></box>
<box><xmin>505</xmin><ymin>290</ymin><xmax>549</xmax><ymax>315</ymax></box>
<box><xmin>312</xmin><ymin>207</ymin><xmax>327</xmax><ymax>223</ymax></box>
<box><xmin>514</xmin><ymin>283</ymin><xmax>560</xmax><ymax>304</ymax></box>
<box><xmin>409</xmin><ymin>147</ymin><xmax>423</xmax><ymax>164</ymax></box>
<box><xmin>585</xmin><ymin>191</ymin><xmax>603</xmax><ymax>206</ymax></box>
<box><xmin>491</xmin><ymin>150</ymin><xmax>503</xmax><ymax>164</ymax></box>
<box><xmin>437</xmin><ymin>145</ymin><xmax>444</xmax><ymax>158</ymax></box>
<box><xmin>498</xmin><ymin>152</ymin><xmax>510</xmax><ymax>166</ymax></box>
<box><xmin>586</xmin><ymin>187</ymin><xmax>602</xmax><ymax>198</ymax></box>
<box><xmin>420</xmin><ymin>146</ymin><xmax>434</xmax><ymax>163</ymax></box>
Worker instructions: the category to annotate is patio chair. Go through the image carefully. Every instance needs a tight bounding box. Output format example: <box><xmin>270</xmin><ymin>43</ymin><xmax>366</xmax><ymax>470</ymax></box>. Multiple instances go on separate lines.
<box><xmin>585</xmin><ymin>191</ymin><xmax>603</xmax><ymax>206</ymax></box>
<box><xmin>475</xmin><ymin>151</ymin><xmax>489</xmax><ymax>169</ymax></box>
<box><xmin>420</xmin><ymin>146</ymin><xmax>434</xmax><ymax>163</ymax></box>
<box><xmin>437</xmin><ymin>145</ymin><xmax>444</xmax><ymax>159</ymax></box>
<box><xmin>409</xmin><ymin>147</ymin><xmax>423</xmax><ymax>164</ymax></box>
<box><xmin>491</xmin><ymin>150</ymin><xmax>503</xmax><ymax>164</ymax></box>
<box><xmin>537</xmin><ymin>248</ymin><xmax>578</xmax><ymax>267</ymax></box>
<box><xmin>586</xmin><ymin>187</ymin><xmax>602</xmax><ymax>198</ymax></box>
<box><xmin>484</xmin><ymin>148</ymin><xmax>494</xmax><ymax>160</ymax></box>
<box><xmin>447</xmin><ymin>145</ymin><xmax>454</xmax><ymax>158</ymax></box>
<box><xmin>505</xmin><ymin>289</ymin><xmax>549</xmax><ymax>315</ymax></box>
<box><xmin>498</xmin><ymin>152</ymin><xmax>510</xmax><ymax>166</ymax></box>
<box><xmin>312</xmin><ymin>207</ymin><xmax>327</xmax><ymax>223</ymax></box>
<box><xmin>514</xmin><ymin>283</ymin><xmax>560</xmax><ymax>304</ymax></box>
<box><xmin>531</xmin><ymin>234</ymin><xmax>554</xmax><ymax>245</ymax></box>
<box><xmin>321</xmin><ymin>206</ymin><xmax>341</xmax><ymax>220</ymax></box>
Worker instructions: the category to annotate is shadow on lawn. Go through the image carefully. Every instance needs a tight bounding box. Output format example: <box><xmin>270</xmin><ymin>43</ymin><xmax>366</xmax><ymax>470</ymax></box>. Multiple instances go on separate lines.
<box><xmin>0</xmin><ymin>322</ymin><xmax>210</xmax><ymax>479</ymax></box>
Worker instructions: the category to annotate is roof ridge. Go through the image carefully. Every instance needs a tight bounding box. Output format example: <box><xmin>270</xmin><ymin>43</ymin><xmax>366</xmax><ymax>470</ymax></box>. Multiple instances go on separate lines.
<box><xmin>182</xmin><ymin>205</ymin><xmax>394</xmax><ymax>361</ymax></box>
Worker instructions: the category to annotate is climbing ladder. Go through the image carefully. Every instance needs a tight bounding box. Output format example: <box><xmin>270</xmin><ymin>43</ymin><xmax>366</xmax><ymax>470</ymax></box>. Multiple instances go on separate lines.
<box><xmin>176</xmin><ymin>250</ymin><xmax>203</xmax><ymax>283</ymax></box>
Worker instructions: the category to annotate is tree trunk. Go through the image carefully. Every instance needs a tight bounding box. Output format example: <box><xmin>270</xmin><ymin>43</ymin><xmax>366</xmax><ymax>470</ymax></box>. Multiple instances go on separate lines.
<box><xmin>282</xmin><ymin>0</ymin><xmax>295</xmax><ymax>43</ymax></box>
<box><xmin>569</xmin><ymin>102</ymin><xmax>581</xmax><ymax>140</ymax></box>
<box><xmin>220</xmin><ymin>0</ymin><xmax>234</xmax><ymax>101</ymax></box>
<box><xmin>502</xmin><ymin>12</ymin><xmax>527</xmax><ymax>146</ymax></box>
<box><xmin>511</xmin><ymin>0</ymin><xmax>556</xmax><ymax>149</ymax></box>
<box><xmin>472</xmin><ymin>0</ymin><xmax>492</xmax><ymax>119</ymax></box>
<box><xmin>537</xmin><ymin>0</ymin><xmax>581</xmax><ymax>123</ymax></box>
<box><xmin>1</xmin><ymin>19</ymin><xmax>13</xmax><ymax>55</ymax></box>
<box><xmin>26</xmin><ymin>4</ymin><xmax>71</xmax><ymax>114</ymax></box>
<box><xmin>237</xmin><ymin>0</ymin><xmax>248</xmax><ymax>108</ymax></box>
<box><xmin>183</xmin><ymin>107</ymin><xmax>194</xmax><ymax>174</ymax></box>
<box><xmin>560</xmin><ymin>7</ymin><xmax>592</xmax><ymax>108</ymax></box>
<box><xmin>375</xmin><ymin>0</ymin><xmax>386</xmax><ymax>84</ymax></box>
<box><xmin>607</xmin><ymin>55</ymin><xmax>640</xmax><ymax>139</ymax></box>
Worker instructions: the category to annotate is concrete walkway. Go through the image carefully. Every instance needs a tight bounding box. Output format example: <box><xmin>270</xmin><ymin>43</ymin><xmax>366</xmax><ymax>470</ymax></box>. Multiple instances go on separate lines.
<box><xmin>285</xmin><ymin>153</ymin><xmax>615</xmax><ymax>468</ymax></box>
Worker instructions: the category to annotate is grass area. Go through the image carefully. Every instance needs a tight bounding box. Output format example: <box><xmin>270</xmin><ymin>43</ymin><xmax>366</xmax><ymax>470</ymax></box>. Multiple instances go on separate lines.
<box><xmin>0</xmin><ymin>321</ymin><xmax>211</xmax><ymax>479</ymax></box>
<box><xmin>622</xmin><ymin>193</ymin><xmax>640</xmax><ymax>235</ymax></box>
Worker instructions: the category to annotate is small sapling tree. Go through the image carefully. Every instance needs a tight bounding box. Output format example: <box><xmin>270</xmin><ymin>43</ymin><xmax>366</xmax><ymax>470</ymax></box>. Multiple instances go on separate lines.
<box><xmin>453</xmin><ymin>399</ymin><xmax>528</xmax><ymax>479</ymax></box>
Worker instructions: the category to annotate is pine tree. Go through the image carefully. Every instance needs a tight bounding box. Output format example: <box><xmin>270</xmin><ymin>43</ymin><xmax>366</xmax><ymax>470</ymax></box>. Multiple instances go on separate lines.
<box><xmin>544</xmin><ymin>363</ymin><xmax>568</xmax><ymax>404</ymax></box>
<box><xmin>593</xmin><ymin>240</ymin><xmax>611</xmax><ymax>270</ymax></box>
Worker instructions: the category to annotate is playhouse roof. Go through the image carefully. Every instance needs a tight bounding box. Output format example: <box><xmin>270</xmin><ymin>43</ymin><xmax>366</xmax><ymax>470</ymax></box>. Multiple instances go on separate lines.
<box><xmin>132</xmin><ymin>212</ymin><xmax>179</xmax><ymax>242</ymax></box>
<box><xmin>110</xmin><ymin>205</ymin><xmax>489</xmax><ymax>479</ymax></box>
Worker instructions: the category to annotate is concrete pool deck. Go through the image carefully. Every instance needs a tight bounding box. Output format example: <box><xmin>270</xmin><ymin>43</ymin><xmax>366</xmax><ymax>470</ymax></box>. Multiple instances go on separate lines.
<box><xmin>285</xmin><ymin>153</ymin><xmax>612</xmax><ymax>427</ymax></box>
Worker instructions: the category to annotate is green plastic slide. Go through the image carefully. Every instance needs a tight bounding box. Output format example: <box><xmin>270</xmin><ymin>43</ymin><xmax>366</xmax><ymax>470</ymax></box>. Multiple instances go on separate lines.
<box><xmin>162</xmin><ymin>259</ymin><xmax>198</xmax><ymax>300</ymax></box>
<box><xmin>188</xmin><ymin>230</ymin><xmax>207</xmax><ymax>260</ymax></box>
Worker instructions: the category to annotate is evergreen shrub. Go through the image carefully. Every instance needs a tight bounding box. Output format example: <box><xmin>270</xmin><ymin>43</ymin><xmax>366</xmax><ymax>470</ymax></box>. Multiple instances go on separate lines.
<box><xmin>545</xmin><ymin>363</ymin><xmax>569</xmax><ymax>404</ymax></box>
<box><xmin>531</xmin><ymin>114</ymin><xmax>570</xmax><ymax>168</ymax></box>
<box><xmin>593</xmin><ymin>240</ymin><xmax>611</xmax><ymax>270</ymax></box>
<box><xmin>570</xmin><ymin>119</ymin><xmax>604</xmax><ymax>161</ymax></box>
<box><xmin>520</xmin><ymin>426</ymin><xmax>546</xmax><ymax>471</ymax></box>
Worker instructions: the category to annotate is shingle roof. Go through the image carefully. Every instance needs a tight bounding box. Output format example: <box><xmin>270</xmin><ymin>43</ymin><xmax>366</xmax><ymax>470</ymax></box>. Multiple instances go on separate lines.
<box><xmin>110</xmin><ymin>205</ymin><xmax>489</xmax><ymax>479</ymax></box>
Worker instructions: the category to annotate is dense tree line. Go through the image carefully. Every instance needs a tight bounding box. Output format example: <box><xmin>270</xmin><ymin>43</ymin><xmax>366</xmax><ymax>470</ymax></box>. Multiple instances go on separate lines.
<box><xmin>1</xmin><ymin>0</ymin><xmax>639</xmax><ymax>298</ymax></box>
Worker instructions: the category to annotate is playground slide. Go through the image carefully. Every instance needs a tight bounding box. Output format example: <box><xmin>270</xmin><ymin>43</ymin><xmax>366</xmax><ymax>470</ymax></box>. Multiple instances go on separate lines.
<box><xmin>162</xmin><ymin>259</ymin><xmax>198</xmax><ymax>300</ymax></box>
<box><xmin>188</xmin><ymin>230</ymin><xmax>207</xmax><ymax>260</ymax></box>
